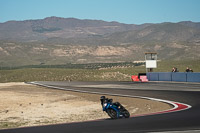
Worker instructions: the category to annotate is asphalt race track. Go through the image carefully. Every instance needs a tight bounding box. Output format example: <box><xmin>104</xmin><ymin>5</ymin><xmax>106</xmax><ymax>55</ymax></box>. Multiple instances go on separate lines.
<box><xmin>1</xmin><ymin>81</ymin><xmax>200</xmax><ymax>133</ymax></box>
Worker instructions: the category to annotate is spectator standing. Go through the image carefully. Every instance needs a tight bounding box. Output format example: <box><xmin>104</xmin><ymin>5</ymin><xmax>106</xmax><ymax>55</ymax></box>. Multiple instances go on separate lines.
<box><xmin>172</xmin><ymin>67</ymin><xmax>178</xmax><ymax>72</ymax></box>
<box><xmin>186</xmin><ymin>67</ymin><xmax>193</xmax><ymax>72</ymax></box>
<box><xmin>186</xmin><ymin>67</ymin><xmax>190</xmax><ymax>72</ymax></box>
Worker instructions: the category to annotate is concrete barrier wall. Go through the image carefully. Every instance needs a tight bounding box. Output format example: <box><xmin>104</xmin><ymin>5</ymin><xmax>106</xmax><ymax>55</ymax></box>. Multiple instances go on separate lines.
<box><xmin>159</xmin><ymin>72</ymin><xmax>172</xmax><ymax>81</ymax></box>
<box><xmin>187</xmin><ymin>73</ymin><xmax>200</xmax><ymax>82</ymax></box>
<box><xmin>147</xmin><ymin>72</ymin><xmax>159</xmax><ymax>81</ymax></box>
<box><xmin>172</xmin><ymin>73</ymin><xmax>187</xmax><ymax>82</ymax></box>
<box><xmin>147</xmin><ymin>72</ymin><xmax>200</xmax><ymax>82</ymax></box>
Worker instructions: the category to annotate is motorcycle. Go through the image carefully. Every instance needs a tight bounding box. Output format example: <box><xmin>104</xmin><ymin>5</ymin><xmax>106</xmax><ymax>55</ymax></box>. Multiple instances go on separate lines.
<box><xmin>100</xmin><ymin>96</ymin><xmax>130</xmax><ymax>119</ymax></box>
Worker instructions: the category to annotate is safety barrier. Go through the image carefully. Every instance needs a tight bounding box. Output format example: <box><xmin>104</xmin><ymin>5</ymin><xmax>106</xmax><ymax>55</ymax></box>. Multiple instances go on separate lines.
<box><xmin>131</xmin><ymin>75</ymin><xmax>148</xmax><ymax>82</ymax></box>
<box><xmin>147</xmin><ymin>72</ymin><xmax>200</xmax><ymax>82</ymax></box>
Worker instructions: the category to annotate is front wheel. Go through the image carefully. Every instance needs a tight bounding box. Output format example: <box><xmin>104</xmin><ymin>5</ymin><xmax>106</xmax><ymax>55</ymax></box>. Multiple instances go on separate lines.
<box><xmin>122</xmin><ymin>109</ymin><xmax>130</xmax><ymax>118</ymax></box>
<box><xmin>107</xmin><ymin>109</ymin><xmax>117</xmax><ymax>119</ymax></box>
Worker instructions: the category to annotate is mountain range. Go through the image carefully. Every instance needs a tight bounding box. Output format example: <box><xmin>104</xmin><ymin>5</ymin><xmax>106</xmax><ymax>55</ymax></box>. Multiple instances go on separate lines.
<box><xmin>0</xmin><ymin>17</ymin><xmax>200</xmax><ymax>66</ymax></box>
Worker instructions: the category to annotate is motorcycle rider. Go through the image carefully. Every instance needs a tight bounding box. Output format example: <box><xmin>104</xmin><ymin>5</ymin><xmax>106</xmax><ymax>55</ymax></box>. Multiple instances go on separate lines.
<box><xmin>100</xmin><ymin>96</ymin><xmax>130</xmax><ymax>119</ymax></box>
<box><xmin>100</xmin><ymin>96</ymin><xmax>124</xmax><ymax>110</ymax></box>
<box><xmin>100</xmin><ymin>96</ymin><xmax>110</xmax><ymax>106</ymax></box>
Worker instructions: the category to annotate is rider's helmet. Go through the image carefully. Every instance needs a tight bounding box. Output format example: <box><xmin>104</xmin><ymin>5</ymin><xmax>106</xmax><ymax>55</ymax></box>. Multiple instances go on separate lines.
<box><xmin>100</xmin><ymin>96</ymin><xmax>106</xmax><ymax>100</ymax></box>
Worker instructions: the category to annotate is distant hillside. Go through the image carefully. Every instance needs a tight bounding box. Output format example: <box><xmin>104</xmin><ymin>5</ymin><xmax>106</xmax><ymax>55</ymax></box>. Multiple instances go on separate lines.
<box><xmin>0</xmin><ymin>16</ymin><xmax>150</xmax><ymax>41</ymax></box>
<box><xmin>0</xmin><ymin>17</ymin><xmax>200</xmax><ymax>66</ymax></box>
<box><xmin>105</xmin><ymin>22</ymin><xmax>200</xmax><ymax>44</ymax></box>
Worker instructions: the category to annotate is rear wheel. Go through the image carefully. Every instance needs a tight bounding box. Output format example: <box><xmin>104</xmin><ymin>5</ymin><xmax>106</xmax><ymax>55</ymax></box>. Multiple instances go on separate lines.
<box><xmin>107</xmin><ymin>109</ymin><xmax>117</xmax><ymax>119</ymax></box>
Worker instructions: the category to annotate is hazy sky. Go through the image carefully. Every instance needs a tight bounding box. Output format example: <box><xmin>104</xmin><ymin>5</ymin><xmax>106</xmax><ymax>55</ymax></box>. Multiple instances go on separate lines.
<box><xmin>0</xmin><ymin>0</ymin><xmax>200</xmax><ymax>24</ymax></box>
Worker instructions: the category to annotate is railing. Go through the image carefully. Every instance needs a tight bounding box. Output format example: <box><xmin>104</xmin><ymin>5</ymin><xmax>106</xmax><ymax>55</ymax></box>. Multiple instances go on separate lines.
<box><xmin>147</xmin><ymin>72</ymin><xmax>200</xmax><ymax>82</ymax></box>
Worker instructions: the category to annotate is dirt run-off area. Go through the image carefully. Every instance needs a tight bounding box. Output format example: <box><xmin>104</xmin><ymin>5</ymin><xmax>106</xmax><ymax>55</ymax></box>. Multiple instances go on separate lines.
<box><xmin>0</xmin><ymin>82</ymin><xmax>172</xmax><ymax>129</ymax></box>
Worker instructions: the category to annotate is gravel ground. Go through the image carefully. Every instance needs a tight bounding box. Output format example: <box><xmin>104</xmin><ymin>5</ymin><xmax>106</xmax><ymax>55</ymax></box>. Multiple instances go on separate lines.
<box><xmin>0</xmin><ymin>82</ymin><xmax>172</xmax><ymax>129</ymax></box>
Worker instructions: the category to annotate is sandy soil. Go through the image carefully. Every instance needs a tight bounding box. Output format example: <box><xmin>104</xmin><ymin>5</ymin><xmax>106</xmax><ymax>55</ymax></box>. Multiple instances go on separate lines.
<box><xmin>0</xmin><ymin>82</ymin><xmax>172</xmax><ymax>129</ymax></box>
